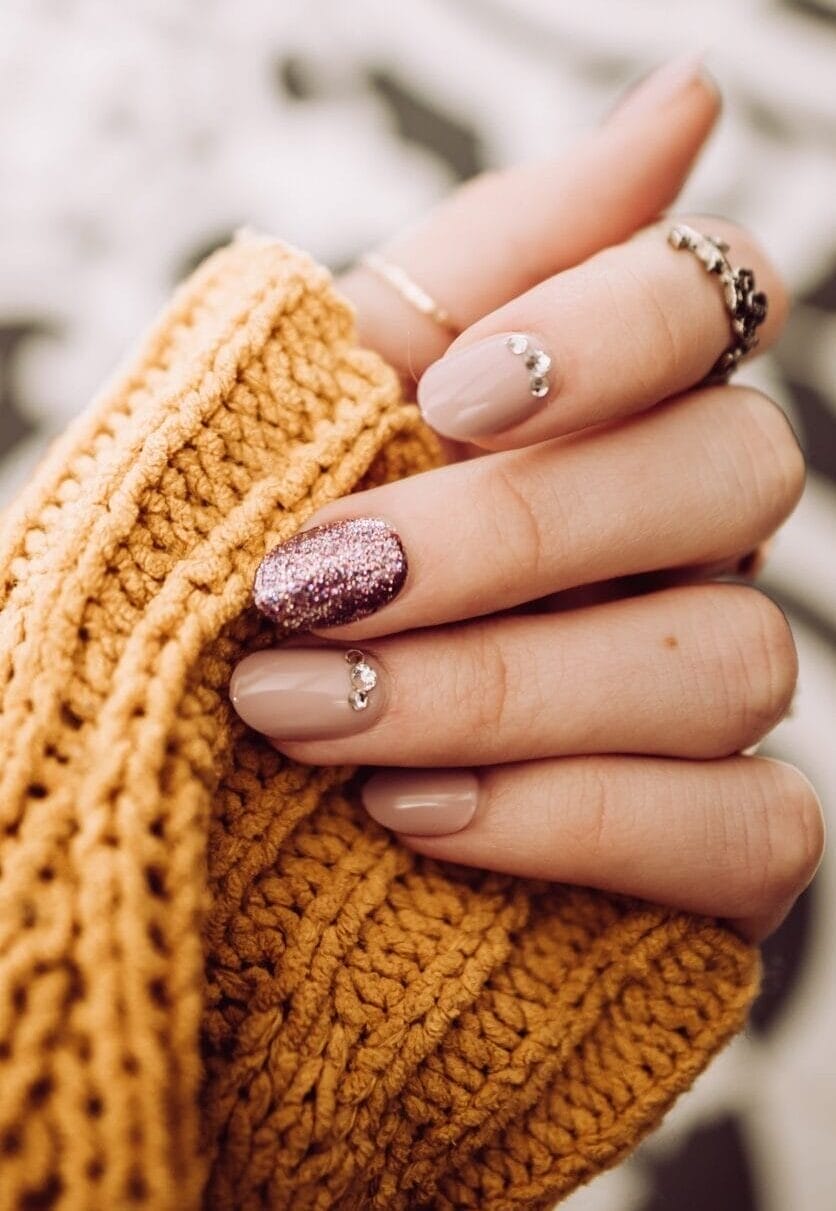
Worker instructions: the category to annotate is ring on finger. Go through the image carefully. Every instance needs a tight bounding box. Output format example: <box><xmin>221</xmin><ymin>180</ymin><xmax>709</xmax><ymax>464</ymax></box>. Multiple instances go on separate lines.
<box><xmin>359</xmin><ymin>252</ymin><xmax>461</xmax><ymax>337</ymax></box>
<box><xmin>668</xmin><ymin>223</ymin><xmax>769</xmax><ymax>384</ymax></box>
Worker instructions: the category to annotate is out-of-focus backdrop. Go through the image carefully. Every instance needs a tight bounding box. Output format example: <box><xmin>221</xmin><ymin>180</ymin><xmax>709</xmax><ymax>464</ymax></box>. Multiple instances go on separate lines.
<box><xmin>1</xmin><ymin>2</ymin><xmax>834</xmax><ymax>1207</ymax></box>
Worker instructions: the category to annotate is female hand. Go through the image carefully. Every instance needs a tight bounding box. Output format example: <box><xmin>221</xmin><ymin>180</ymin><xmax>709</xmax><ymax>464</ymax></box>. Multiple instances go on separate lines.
<box><xmin>230</xmin><ymin>57</ymin><xmax>824</xmax><ymax>944</ymax></box>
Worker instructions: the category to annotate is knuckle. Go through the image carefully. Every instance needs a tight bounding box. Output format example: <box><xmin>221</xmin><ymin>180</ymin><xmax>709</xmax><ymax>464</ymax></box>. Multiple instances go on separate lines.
<box><xmin>739</xmin><ymin>762</ymin><xmax>825</xmax><ymax>912</ymax></box>
<box><xmin>732</xmin><ymin>389</ymin><xmax>806</xmax><ymax>523</ymax></box>
<box><xmin>461</xmin><ymin>624</ymin><xmax>514</xmax><ymax>738</ymax></box>
<box><xmin>595</xmin><ymin>255</ymin><xmax>683</xmax><ymax>392</ymax></box>
<box><xmin>728</xmin><ymin>588</ymin><xmax>798</xmax><ymax>745</ymax></box>
<box><xmin>693</xmin><ymin>587</ymin><xmax>798</xmax><ymax>751</ymax></box>
<box><xmin>743</xmin><ymin>591</ymin><xmax>799</xmax><ymax>732</ymax></box>
<box><xmin>483</xmin><ymin>461</ymin><xmax>550</xmax><ymax>583</ymax></box>
<box><xmin>634</xmin><ymin>272</ymin><xmax>683</xmax><ymax>378</ymax></box>
<box><xmin>574</xmin><ymin>758</ymin><xmax>618</xmax><ymax>861</ymax></box>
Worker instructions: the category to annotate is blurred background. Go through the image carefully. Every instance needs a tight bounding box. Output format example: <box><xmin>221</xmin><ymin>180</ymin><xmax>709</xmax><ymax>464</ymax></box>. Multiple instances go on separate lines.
<box><xmin>1</xmin><ymin>1</ymin><xmax>833</xmax><ymax>1207</ymax></box>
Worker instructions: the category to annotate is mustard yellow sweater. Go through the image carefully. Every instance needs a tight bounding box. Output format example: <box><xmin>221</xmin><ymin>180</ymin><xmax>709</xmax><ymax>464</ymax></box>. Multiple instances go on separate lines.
<box><xmin>0</xmin><ymin>235</ymin><xmax>760</xmax><ymax>1211</ymax></box>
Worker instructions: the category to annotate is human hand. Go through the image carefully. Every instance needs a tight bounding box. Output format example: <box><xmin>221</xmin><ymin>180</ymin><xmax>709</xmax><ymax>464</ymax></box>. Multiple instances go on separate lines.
<box><xmin>230</xmin><ymin>57</ymin><xmax>824</xmax><ymax>943</ymax></box>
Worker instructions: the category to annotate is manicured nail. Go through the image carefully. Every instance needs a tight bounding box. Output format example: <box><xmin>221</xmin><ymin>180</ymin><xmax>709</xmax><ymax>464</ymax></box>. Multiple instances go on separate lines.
<box><xmin>362</xmin><ymin>769</ymin><xmax>479</xmax><ymax>836</ymax></box>
<box><xmin>229</xmin><ymin>647</ymin><xmax>382</xmax><ymax>739</ymax></box>
<box><xmin>610</xmin><ymin>52</ymin><xmax>716</xmax><ymax>122</ymax></box>
<box><xmin>417</xmin><ymin>332</ymin><xmax>555</xmax><ymax>441</ymax></box>
<box><xmin>253</xmin><ymin>517</ymin><xmax>407</xmax><ymax>634</ymax></box>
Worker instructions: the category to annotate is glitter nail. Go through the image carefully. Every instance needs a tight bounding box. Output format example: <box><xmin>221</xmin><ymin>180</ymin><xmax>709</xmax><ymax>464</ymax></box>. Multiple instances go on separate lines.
<box><xmin>253</xmin><ymin>517</ymin><xmax>407</xmax><ymax>633</ymax></box>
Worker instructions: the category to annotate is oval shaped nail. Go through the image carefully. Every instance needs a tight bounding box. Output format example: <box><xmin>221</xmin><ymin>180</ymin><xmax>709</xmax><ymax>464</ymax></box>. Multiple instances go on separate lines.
<box><xmin>230</xmin><ymin>648</ymin><xmax>382</xmax><ymax>740</ymax></box>
<box><xmin>362</xmin><ymin>769</ymin><xmax>479</xmax><ymax>836</ymax></box>
<box><xmin>417</xmin><ymin>332</ymin><xmax>555</xmax><ymax>441</ymax></box>
<box><xmin>253</xmin><ymin>517</ymin><xmax>407</xmax><ymax>634</ymax></box>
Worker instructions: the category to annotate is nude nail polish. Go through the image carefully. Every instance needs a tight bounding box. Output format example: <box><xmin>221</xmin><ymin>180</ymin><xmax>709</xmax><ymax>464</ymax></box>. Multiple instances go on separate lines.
<box><xmin>417</xmin><ymin>332</ymin><xmax>554</xmax><ymax>441</ymax></box>
<box><xmin>253</xmin><ymin>517</ymin><xmax>407</xmax><ymax>634</ymax></box>
<box><xmin>362</xmin><ymin>769</ymin><xmax>479</xmax><ymax>836</ymax></box>
<box><xmin>229</xmin><ymin>648</ymin><xmax>382</xmax><ymax>739</ymax></box>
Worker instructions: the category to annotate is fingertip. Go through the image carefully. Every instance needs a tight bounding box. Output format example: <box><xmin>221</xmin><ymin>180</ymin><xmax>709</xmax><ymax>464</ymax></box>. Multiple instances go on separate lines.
<box><xmin>607</xmin><ymin>52</ymin><xmax>721</xmax><ymax>128</ymax></box>
<box><xmin>362</xmin><ymin>769</ymin><xmax>480</xmax><ymax>837</ymax></box>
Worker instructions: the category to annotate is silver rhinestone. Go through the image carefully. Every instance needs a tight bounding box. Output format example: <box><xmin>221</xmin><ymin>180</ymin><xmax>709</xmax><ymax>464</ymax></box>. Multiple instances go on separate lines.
<box><xmin>525</xmin><ymin>349</ymin><xmax>552</xmax><ymax>376</ymax></box>
<box><xmin>349</xmin><ymin>689</ymin><xmax>369</xmax><ymax>711</ymax></box>
<box><xmin>505</xmin><ymin>333</ymin><xmax>529</xmax><ymax>355</ymax></box>
<box><xmin>350</xmin><ymin>662</ymin><xmax>377</xmax><ymax>692</ymax></box>
<box><xmin>530</xmin><ymin>376</ymin><xmax>550</xmax><ymax>398</ymax></box>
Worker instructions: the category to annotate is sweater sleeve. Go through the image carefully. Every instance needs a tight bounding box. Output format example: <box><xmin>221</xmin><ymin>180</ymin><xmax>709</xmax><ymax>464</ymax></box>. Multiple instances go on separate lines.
<box><xmin>0</xmin><ymin>235</ymin><xmax>759</xmax><ymax>1211</ymax></box>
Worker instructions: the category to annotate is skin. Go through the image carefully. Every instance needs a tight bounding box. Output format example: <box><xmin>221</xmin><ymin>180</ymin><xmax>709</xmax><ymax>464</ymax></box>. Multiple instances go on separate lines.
<box><xmin>230</xmin><ymin>61</ymin><xmax>825</xmax><ymax>943</ymax></box>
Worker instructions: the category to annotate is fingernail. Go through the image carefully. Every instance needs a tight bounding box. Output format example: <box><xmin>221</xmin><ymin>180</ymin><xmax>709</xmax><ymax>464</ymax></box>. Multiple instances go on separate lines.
<box><xmin>362</xmin><ymin>769</ymin><xmax>479</xmax><ymax>836</ymax></box>
<box><xmin>610</xmin><ymin>52</ymin><xmax>716</xmax><ymax>122</ymax></box>
<box><xmin>417</xmin><ymin>332</ymin><xmax>555</xmax><ymax>441</ymax></box>
<box><xmin>253</xmin><ymin>517</ymin><xmax>407</xmax><ymax>633</ymax></box>
<box><xmin>230</xmin><ymin>647</ymin><xmax>382</xmax><ymax>739</ymax></box>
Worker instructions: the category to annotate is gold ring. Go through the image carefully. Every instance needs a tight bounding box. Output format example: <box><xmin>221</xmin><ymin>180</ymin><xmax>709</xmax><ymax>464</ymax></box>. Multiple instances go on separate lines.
<box><xmin>359</xmin><ymin>252</ymin><xmax>460</xmax><ymax>336</ymax></box>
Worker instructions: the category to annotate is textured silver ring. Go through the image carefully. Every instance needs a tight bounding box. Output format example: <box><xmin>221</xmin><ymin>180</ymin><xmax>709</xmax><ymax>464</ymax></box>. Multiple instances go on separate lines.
<box><xmin>668</xmin><ymin>223</ymin><xmax>768</xmax><ymax>384</ymax></box>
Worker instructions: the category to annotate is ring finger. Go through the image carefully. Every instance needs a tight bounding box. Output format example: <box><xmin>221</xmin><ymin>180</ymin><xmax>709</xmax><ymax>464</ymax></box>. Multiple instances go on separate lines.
<box><xmin>230</xmin><ymin>584</ymin><xmax>797</xmax><ymax>767</ymax></box>
<box><xmin>417</xmin><ymin>215</ymin><xmax>787</xmax><ymax>448</ymax></box>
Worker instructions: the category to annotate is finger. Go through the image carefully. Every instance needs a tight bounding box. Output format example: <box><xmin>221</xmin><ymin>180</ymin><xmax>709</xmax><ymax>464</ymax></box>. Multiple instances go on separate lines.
<box><xmin>537</xmin><ymin>545</ymin><xmax>773</xmax><ymax>613</ymax></box>
<box><xmin>340</xmin><ymin>58</ymin><xmax>719</xmax><ymax>380</ymax></box>
<box><xmin>229</xmin><ymin>585</ymin><xmax>798</xmax><ymax>768</ymax></box>
<box><xmin>362</xmin><ymin>756</ymin><xmax>825</xmax><ymax>943</ymax></box>
<box><xmin>254</xmin><ymin>386</ymin><xmax>804</xmax><ymax>640</ymax></box>
<box><xmin>417</xmin><ymin>215</ymin><xmax>787</xmax><ymax>447</ymax></box>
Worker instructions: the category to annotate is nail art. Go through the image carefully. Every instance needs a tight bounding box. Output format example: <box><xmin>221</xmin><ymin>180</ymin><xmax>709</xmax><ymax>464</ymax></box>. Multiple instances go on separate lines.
<box><xmin>417</xmin><ymin>331</ymin><xmax>555</xmax><ymax>441</ymax></box>
<box><xmin>505</xmin><ymin>333</ymin><xmax>553</xmax><ymax>397</ymax></box>
<box><xmin>345</xmin><ymin>648</ymin><xmax>378</xmax><ymax>711</ymax></box>
<box><xmin>229</xmin><ymin>647</ymin><xmax>383</xmax><ymax>740</ymax></box>
<box><xmin>253</xmin><ymin>517</ymin><xmax>407</xmax><ymax>634</ymax></box>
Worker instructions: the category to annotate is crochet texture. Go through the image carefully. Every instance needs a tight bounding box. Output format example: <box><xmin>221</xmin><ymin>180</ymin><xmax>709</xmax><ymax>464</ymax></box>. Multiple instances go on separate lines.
<box><xmin>0</xmin><ymin>236</ymin><xmax>761</xmax><ymax>1211</ymax></box>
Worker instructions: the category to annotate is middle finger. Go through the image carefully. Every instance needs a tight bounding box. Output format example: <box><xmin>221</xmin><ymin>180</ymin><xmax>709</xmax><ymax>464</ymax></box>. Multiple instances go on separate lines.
<box><xmin>251</xmin><ymin>385</ymin><xmax>804</xmax><ymax>640</ymax></box>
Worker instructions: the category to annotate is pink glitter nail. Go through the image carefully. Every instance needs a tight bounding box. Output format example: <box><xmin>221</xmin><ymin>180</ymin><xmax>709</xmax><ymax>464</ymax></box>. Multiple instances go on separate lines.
<box><xmin>253</xmin><ymin>517</ymin><xmax>407</xmax><ymax>633</ymax></box>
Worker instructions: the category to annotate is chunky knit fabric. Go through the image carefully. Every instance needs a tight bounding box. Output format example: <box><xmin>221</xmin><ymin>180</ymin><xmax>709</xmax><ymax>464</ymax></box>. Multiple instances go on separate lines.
<box><xmin>0</xmin><ymin>235</ymin><xmax>761</xmax><ymax>1211</ymax></box>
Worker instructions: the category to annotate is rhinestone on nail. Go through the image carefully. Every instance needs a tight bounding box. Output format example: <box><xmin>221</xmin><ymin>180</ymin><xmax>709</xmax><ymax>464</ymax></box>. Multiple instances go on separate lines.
<box><xmin>526</xmin><ymin>350</ymin><xmax>552</xmax><ymax>376</ymax></box>
<box><xmin>345</xmin><ymin>649</ymin><xmax>377</xmax><ymax>711</ymax></box>
<box><xmin>505</xmin><ymin>333</ymin><xmax>552</xmax><ymax>400</ymax></box>
<box><xmin>506</xmin><ymin>333</ymin><xmax>529</xmax><ymax>355</ymax></box>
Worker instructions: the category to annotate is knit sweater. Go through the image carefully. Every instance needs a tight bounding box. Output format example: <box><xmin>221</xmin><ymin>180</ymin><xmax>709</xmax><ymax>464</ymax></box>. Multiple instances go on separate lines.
<box><xmin>0</xmin><ymin>234</ymin><xmax>760</xmax><ymax>1211</ymax></box>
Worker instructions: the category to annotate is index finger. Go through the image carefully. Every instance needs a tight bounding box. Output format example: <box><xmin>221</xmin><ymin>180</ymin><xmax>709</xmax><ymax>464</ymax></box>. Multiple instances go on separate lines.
<box><xmin>415</xmin><ymin>216</ymin><xmax>787</xmax><ymax>449</ymax></box>
<box><xmin>339</xmin><ymin>57</ymin><xmax>719</xmax><ymax>382</ymax></box>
